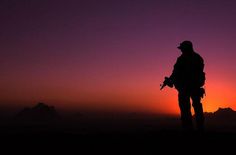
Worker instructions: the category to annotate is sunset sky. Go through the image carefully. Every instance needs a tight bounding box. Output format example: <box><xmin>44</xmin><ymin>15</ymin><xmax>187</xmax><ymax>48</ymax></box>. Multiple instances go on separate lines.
<box><xmin>1</xmin><ymin>0</ymin><xmax>236</xmax><ymax>114</ymax></box>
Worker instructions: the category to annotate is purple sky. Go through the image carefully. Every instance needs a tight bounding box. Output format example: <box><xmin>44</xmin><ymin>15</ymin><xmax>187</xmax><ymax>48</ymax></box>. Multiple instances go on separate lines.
<box><xmin>1</xmin><ymin>0</ymin><xmax>236</xmax><ymax>114</ymax></box>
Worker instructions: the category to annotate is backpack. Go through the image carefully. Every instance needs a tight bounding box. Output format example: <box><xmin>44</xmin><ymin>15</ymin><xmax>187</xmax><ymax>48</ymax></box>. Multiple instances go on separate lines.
<box><xmin>199</xmin><ymin>72</ymin><xmax>206</xmax><ymax>87</ymax></box>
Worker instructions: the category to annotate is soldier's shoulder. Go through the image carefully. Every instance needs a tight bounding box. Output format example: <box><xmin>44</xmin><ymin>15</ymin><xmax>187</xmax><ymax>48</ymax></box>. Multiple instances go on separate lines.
<box><xmin>193</xmin><ymin>52</ymin><xmax>204</xmax><ymax>60</ymax></box>
<box><xmin>177</xmin><ymin>54</ymin><xmax>184</xmax><ymax>60</ymax></box>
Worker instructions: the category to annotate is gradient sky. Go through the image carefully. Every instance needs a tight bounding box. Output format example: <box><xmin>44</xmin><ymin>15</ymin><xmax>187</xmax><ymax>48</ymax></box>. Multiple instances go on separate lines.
<box><xmin>1</xmin><ymin>0</ymin><xmax>236</xmax><ymax>114</ymax></box>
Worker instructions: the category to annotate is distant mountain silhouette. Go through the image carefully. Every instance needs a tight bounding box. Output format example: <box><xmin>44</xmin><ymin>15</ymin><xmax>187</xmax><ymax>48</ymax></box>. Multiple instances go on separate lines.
<box><xmin>15</xmin><ymin>102</ymin><xmax>60</xmax><ymax>122</ymax></box>
<box><xmin>204</xmin><ymin>107</ymin><xmax>236</xmax><ymax>122</ymax></box>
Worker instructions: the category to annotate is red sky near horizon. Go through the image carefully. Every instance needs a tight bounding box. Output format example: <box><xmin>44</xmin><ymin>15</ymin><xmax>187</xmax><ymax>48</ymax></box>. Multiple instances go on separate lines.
<box><xmin>1</xmin><ymin>0</ymin><xmax>236</xmax><ymax>114</ymax></box>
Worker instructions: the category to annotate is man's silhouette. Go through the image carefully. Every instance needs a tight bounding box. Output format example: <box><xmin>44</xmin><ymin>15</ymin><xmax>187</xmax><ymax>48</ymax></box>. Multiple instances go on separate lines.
<box><xmin>162</xmin><ymin>41</ymin><xmax>205</xmax><ymax>131</ymax></box>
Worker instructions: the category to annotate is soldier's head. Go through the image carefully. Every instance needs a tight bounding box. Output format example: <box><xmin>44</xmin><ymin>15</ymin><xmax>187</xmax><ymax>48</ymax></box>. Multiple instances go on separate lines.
<box><xmin>177</xmin><ymin>40</ymin><xmax>194</xmax><ymax>53</ymax></box>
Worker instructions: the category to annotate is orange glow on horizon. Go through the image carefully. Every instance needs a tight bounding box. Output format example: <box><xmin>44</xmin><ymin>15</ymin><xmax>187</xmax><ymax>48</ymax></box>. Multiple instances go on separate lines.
<box><xmin>1</xmin><ymin>65</ymin><xmax>236</xmax><ymax>115</ymax></box>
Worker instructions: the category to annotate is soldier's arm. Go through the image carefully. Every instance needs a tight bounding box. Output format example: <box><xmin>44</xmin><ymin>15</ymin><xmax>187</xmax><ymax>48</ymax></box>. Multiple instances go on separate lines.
<box><xmin>200</xmin><ymin>56</ymin><xmax>204</xmax><ymax>71</ymax></box>
<box><xmin>169</xmin><ymin>57</ymin><xmax>181</xmax><ymax>82</ymax></box>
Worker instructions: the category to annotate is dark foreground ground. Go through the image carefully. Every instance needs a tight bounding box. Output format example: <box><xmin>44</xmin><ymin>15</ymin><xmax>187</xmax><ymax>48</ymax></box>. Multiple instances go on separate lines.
<box><xmin>0</xmin><ymin>117</ymin><xmax>236</xmax><ymax>154</ymax></box>
<box><xmin>2</xmin><ymin>130</ymin><xmax>236</xmax><ymax>154</ymax></box>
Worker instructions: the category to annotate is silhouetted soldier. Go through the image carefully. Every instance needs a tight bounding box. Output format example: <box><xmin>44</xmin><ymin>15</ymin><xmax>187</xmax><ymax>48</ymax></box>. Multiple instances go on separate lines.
<box><xmin>161</xmin><ymin>41</ymin><xmax>206</xmax><ymax>132</ymax></box>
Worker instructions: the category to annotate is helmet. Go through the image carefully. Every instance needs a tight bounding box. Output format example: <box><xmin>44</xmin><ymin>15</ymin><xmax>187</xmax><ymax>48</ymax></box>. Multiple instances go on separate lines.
<box><xmin>177</xmin><ymin>41</ymin><xmax>193</xmax><ymax>50</ymax></box>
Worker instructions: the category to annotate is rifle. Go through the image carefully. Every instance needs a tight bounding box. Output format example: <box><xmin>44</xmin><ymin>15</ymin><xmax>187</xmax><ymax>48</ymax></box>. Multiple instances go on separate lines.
<box><xmin>160</xmin><ymin>77</ymin><xmax>173</xmax><ymax>90</ymax></box>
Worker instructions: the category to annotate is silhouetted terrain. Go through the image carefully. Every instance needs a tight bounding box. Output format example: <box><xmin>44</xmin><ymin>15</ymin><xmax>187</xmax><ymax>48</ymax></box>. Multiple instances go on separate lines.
<box><xmin>204</xmin><ymin>107</ymin><xmax>236</xmax><ymax>132</ymax></box>
<box><xmin>0</xmin><ymin>105</ymin><xmax>236</xmax><ymax>154</ymax></box>
<box><xmin>205</xmin><ymin>107</ymin><xmax>236</xmax><ymax>120</ymax></box>
<box><xmin>14</xmin><ymin>102</ymin><xmax>60</xmax><ymax>123</ymax></box>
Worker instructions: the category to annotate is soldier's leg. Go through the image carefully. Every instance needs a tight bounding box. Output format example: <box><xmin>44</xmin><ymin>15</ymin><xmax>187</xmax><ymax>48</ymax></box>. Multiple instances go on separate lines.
<box><xmin>191</xmin><ymin>91</ymin><xmax>205</xmax><ymax>131</ymax></box>
<box><xmin>178</xmin><ymin>91</ymin><xmax>193</xmax><ymax>131</ymax></box>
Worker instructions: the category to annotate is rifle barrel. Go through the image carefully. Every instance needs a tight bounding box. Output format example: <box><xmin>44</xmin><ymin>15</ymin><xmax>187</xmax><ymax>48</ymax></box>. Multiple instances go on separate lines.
<box><xmin>160</xmin><ymin>84</ymin><xmax>166</xmax><ymax>90</ymax></box>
